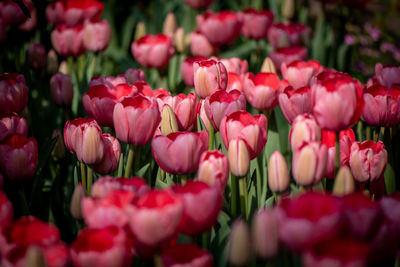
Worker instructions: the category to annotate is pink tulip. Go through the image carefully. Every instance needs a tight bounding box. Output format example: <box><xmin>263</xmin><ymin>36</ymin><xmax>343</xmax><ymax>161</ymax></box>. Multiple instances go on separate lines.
<box><xmin>91</xmin><ymin>176</ymin><xmax>148</xmax><ymax>198</ymax></box>
<box><xmin>193</xmin><ymin>59</ymin><xmax>228</xmax><ymax>98</ymax></box>
<box><xmin>0</xmin><ymin>114</ymin><xmax>28</xmax><ymax>142</ymax></box>
<box><xmin>196</xmin><ymin>10</ymin><xmax>242</xmax><ymax>45</ymax></box>
<box><xmin>228</xmin><ymin>137</ymin><xmax>251</xmax><ymax>177</ymax></box>
<box><xmin>349</xmin><ymin>140</ymin><xmax>388</xmax><ymax>183</ymax></box>
<box><xmin>227</xmin><ymin>72</ymin><xmax>244</xmax><ymax>92</ymax></box>
<box><xmin>197</xmin><ymin>99</ymin><xmax>211</xmax><ymax>131</ymax></box>
<box><xmin>220</xmin><ymin>111</ymin><xmax>268</xmax><ymax>159</ymax></box>
<box><xmin>239</xmin><ymin>8</ymin><xmax>274</xmax><ymax>39</ymax></box>
<box><xmin>268</xmin><ymin>151</ymin><xmax>290</xmax><ymax>193</ymax></box>
<box><xmin>71</xmin><ymin>226</ymin><xmax>132</xmax><ymax>267</ymax></box>
<box><xmin>251</xmin><ymin>209</ymin><xmax>279</xmax><ymax>259</ymax></box>
<box><xmin>161</xmin><ymin>244</ymin><xmax>213</xmax><ymax>267</ymax></box>
<box><xmin>184</xmin><ymin>0</ymin><xmax>214</xmax><ymax>9</ymax></box>
<box><xmin>89</xmin><ymin>75</ymin><xmax>127</xmax><ymax>88</ymax></box>
<box><xmin>362</xmin><ymin>84</ymin><xmax>400</xmax><ymax>127</ymax></box>
<box><xmin>289</xmin><ymin>114</ymin><xmax>321</xmax><ymax>151</ymax></box>
<box><xmin>268</xmin><ymin>22</ymin><xmax>311</xmax><ymax>48</ymax></box>
<box><xmin>244</xmin><ymin>72</ymin><xmax>287</xmax><ymax>111</ymax></box>
<box><xmin>83</xmin><ymin>20</ymin><xmax>111</xmax><ymax>52</ymax></box>
<box><xmin>269</xmin><ymin>46</ymin><xmax>307</xmax><ymax>71</ymax></box>
<box><xmin>0</xmin><ymin>192</ymin><xmax>13</xmax><ymax>226</ymax></box>
<box><xmin>83</xmin><ymin>83</ymin><xmax>135</xmax><ymax>127</ymax></box>
<box><xmin>156</xmin><ymin>93</ymin><xmax>197</xmax><ymax>131</ymax></box>
<box><xmin>292</xmin><ymin>141</ymin><xmax>328</xmax><ymax>186</ymax></box>
<box><xmin>131</xmin><ymin>34</ymin><xmax>175</xmax><ymax>69</ymax></box>
<box><xmin>172</xmin><ymin>181</ymin><xmax>222</xmax><ymax>236</ymax></box>
<box><xmin>152</xmin><ymin>131</ymin><xmax>208</xmax><ymax>174</ymax></box>
<box><xmin>276</xmin><ymin>192</ymin><xmax>342</xmax><ymax>252</ymax></box>
<box><xmin>124</xmin><ymin>68</ymin><xmax>146</xmax><ymax>85</ymax></box>
<box><xmin>51</xmin><ymin>25</ymin><xmax>85</xmax><ymax>57</ymax></box>
<box><xmin>93</xmin><ymin>134</ymin><xmax>121</xmax><ymax>174</ymax></box>
<box><xmin>0</xmin><ymin>134</ymin><xmax>38</xmax><ymax>180</ymax></box>
<box><xmin>28</xmin><ymin>43</ymin><xmax>47</xmax><ymax>72</ymax></box>
<box><xmin>181</xmin><ymin>56</ymin><xmax>207</xmax><ymax>87</ymax></box>
<box><xmin>0</xmin><ymin>1</ymin><xmax>26</xmax><ymax>25</ymax></box>
<box><xmin>128</xmin><ymin>190</ymin><xmax>183</xmax><ymax>258</ymax></box>
<box><xmin>375</xmin><ymin>63</ymin><xmax>400</xmax><ymax>89</ymax></box>
<box><xmin>281</xmin><ymin>60</ymin><xmax>322</xmax><ymax>89</ymax></box>
<box><xmin>217</xmin><ymin>57</ymin><xmax>249</xmax><ymax>75</ymax></box>
<box><xmin>63</xmin><ymin>117</ymin><xmax>97</xmax><ymax>153</ymax></box>
<box><xmin>50</xmin><ymin>73</ymin><xmax>74</xmax><ymax>107</ymax></box>
<box><xmin>311</xmin><ymin>73</ymin><xmax>363</xmax><ymax>131</ymax></box>
<box><xmin>190</xmin><ymin>31</ymin><xmax>216</xmax><ymax>58</ymax></box>
<box><xmin>204</xmin><ymin>89</ymin><xmax>246</xmax><ymax>131</ymax></box>
<box><xmin>113</xmin><ymin>95</ymin><xmax>160</xmax><ymax>145</ymax></box>
<box><xmin>279</xmin><ymin>86</ymin><xmax>312</xmax><ymax>124</ymax></box>
<box><xmin>197</xmin><ymin>150</ymin><xmax>229</xmax><ymax>188</ymax></box>
<box><xmin>0</xmin><ymin>73</ymin><xmax>29</xmax><ymax>116</ymax></box>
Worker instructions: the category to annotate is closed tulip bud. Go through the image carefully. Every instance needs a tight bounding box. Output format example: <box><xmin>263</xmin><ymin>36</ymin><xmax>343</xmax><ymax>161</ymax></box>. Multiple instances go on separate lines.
<box><xmin>268</xmin><ymin>151</ymin><xmax>290</xmax><ymax>192</ymax></box>
<box><xmin>239</xmin><ymin>8</ymin><xmax>274</xmax><ymax>40</ymax></box>
<box><xmin>198</xmin><ymin>150</ymin><xmax>229</xmax><ymax>188</ymax></box>
<box><xmin>333</xmin><ymin>166</ymin><xmax>355</xmax><ymax>197</ymax></box>
<box><xmin>289</xmin><ymin>114</ymin><xmax>321</xmax><ymax>151</ymax></box>
<box><xmin>252</xmin><ymin>209</ymin><xmax>279</xmax><ymax>259</ymax></box>
<box><xmin>70</xmin><ymin>184</ymin><xmax>85</xmax><ymax>220</ymax></box>
<box><xmin>173</xmin><ymin>27</ymin><xmax>186</xmax><ymax>53</ymax></box>
<box><xmin>83</xmin><ymin>20</ymin><xmax>111</xmax><ymax>52</ymax></box>
<box><xmin>228</xmin><ymin>138</ymin><xmax>250</xmax><ymax>177</ymax></box>
<box><xmin>163</xmin><ymin>13</ymin><xmax>177</xmax><ymax>36</ymax></box>
<box><xmin>28</xmin><ymin>43</ymin><xmax>47</xmax><ymax>72</ymax></box>
<box><xmin>282</xmin><ymin>0</ymin><xmax>295</xmax><ymax>21</ymax></box>
<box><xmin>50</xmin><ymin>73</ymin><xmax>74</xmax><ymax>107</ymax></box>
<box><xmin>0</xmin><ymin>73</ymin><xmax>29</xmax><ymax>116</ymax></box>
<box><xmin>260</xmin><ymin>57</ymin><xmax>276</xmax><ymax>74</ymax></box>
<box><xmin>51</xmin><ymin>129</ymin><xmax>65</xmax><ymax>162</ymax></box>
<box><xmin>228</xmin><ymin>219</ymin><xmax>252</xmax><ymax>266</ymax></box>
<box><xmin>58</xmin><ymin>61</ymin><xmax>68</xmax><ymax>74</ymax></box>
<box><xmin>134</xmin><ymin>21</ymin><xmax>146</xmax><ymax>41</ymax></box>
<box><xmin>47</xmin><ymin>50</ymin><xmax>58</xmax><ymax>75</ymax></box>
<box><xmin>194</xmin><ymin>59</ymin><xmax>228</xmax><ymax>98</ymax></box>
<box><xmin>160</xmin><ymin>105</ymin><xmax>178</xmax><ymax>136</ymax></box>
<box><xmin>24</xmin><ymin>246</ymin><xmax>47</xmax><ymax>267</ymax></box>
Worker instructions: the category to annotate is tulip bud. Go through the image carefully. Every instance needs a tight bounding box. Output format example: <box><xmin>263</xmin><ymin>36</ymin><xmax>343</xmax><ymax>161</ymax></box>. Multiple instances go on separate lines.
<box><xmin>260</xmin><ymin>57</ymin><xmax>276</xmax><ymax>73</ymax></box>
<box><xmin>75</xmin><ymin>125</ymin><xmax>104</xmax><ymax>165</ymax></box>
<box><xmin>24</xmin><ymin>246</ymin><xmax>47</xmax><ymax>267</ymax></box>
<box><xmin>289</xmin><ymin>114</ymin><xmax>321</xmax><ymax>151</ymax></box>
<box><xmin>268</xmin><ymin>151</ymin><xmax>290</xmax><ymax>192</ymax></box>
<box><xmin>160</xmin><ymin>105</ymin><xmax>179</xmax><ymax>136</ymax></box>
<box><xmin>70</xmin><ymin>184</ymin><xmax>85</xmax><ymax>219</ymax></box>
<box><xmin>28</xmin><ymin>43</ymin><xmax>46</xmax><ymax>72</ymax></box>
<box><xmin>228</xmin><ymin>219</ymin><xmax>252</xmax><ymax>266</ymax></box>
<box><xmin>47</xmin><ymin>49</ymin><xmax>58</xmax><ymax>75</ymax></box>
<box><xmin>190</xmin><ymin>31</ymin><xmax>216</xmax><ymax>58</ymax></box>
<box><xmin>51</xmin><ymin>129</ymin><xmax>65</xmax><ymax>162</ymax></box>
<box><xmin>228</xmin><ymin>138</ymin><xmax>250</xmax><ymax>177</ymax></box>
<box><xmin>282</xmin><ymin>0</ymin><xmax>295</xmax><ymax>21</ymax></box>
<box><xmin>193</xmin><ymin>59</ymin><xmax>228</xmax><ymax>98</ymax></box>
<box><xmin>134</xmin><ymin>21</ymin><xmax>147</xmax><ymax>41</ymax></box>
<box><xmin>333</xmin><ymin>166</ymin><xmax>355</xmax><ymax>197</ymax></box>
<box><xmin>58</xmin><ymin>61</ymin><xmax>68</xmax><ymax>74</ymax></box>
<box><xmin>197</xmin><ymin>150</ymin><xmax>229</xmax><ymax>188</ymax></box>
<box><xmin>163</xmin><ymin>13</ymin><xmax>177</xmax><ymax>36</ymax></box>
<box><xmin>50</xmin><ymin>73</ymin><xmax>74</xmax><ymax>107</ymax></box>
<box><xmin>173</xmin><ymin>27</ymin><xmax>185</xmax><ymax>53</ymax></box>
<box><xmin>83</xmin><ymin>20</ymin><xmax>111</xmax><ymax>52</ymax></box>
<box><xmin>252</xmin><ymin>209</ymin><xmax>279</xmax><ymax>259</ymax></box>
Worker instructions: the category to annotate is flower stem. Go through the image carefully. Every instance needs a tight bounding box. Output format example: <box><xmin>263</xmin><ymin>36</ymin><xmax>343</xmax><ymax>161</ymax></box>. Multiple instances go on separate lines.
<box><xmin>87</xmin><ymin>166</ymin><xmax>93</xmax><ymax>195</ymax></box>
<box><xmin>80</xmin><ymin>162</ymin><xmax>86</xmax><ymax>193</ymax></box>
<box><xmin>230</xmin><ymin>174</ymin><xmax>238</xmax><ymax>217</ymax></box>
<box><xmin>134</xmin><ymin>145</ymin><xmax>141</xmax><ymax>175</ymax></box>
<box><xmin>124</xmin><ymin>144</ymin><xmax>135</xmax><ymax>178</ymax></box>
<box><xmin>239</xmin><ymin>176</ymin><xmax>248</xmax><ymax>220</ymax></box>
<box><xmin>202</xmin><ymin>232</ymin><xmax>209</xmax><ymax>249</ymax></box>
<box><xmin>209</xmin><ymin>124</ymin><xmax>214</xmax><ymax>150</ymax></box>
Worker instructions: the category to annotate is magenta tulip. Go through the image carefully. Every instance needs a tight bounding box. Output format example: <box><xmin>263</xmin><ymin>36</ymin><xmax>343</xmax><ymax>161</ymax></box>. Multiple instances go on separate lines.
<box><xmin>0</xmin><ymin>73</ymin><xmax>29</xmax><ymax>116</ymax></box>
<box><xmin>279</xmin><ymin>86</ymin><xmax>312</xmax><ymax>124</ymax></box>
<box><xmin>0</xmin><ymin>114</ymin><xmax>28</xmax><ymax>142</ymax></box>
<box><xmin>50</xmin><ymin>73</ymin><xmax>74</xmax><ymax>107</ymax></box>
<box><xmin>51</xmin><ymin>25</ymin><xmax>85</xmax><ymax>57</ymax></box>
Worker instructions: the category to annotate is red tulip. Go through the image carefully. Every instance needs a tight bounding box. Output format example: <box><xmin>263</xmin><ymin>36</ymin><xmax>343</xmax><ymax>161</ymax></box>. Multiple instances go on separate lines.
<box><xmin>268</xmin><ymin>22</ymin><xmax>311</xmax><ymax>48</ymax></box>
<box><xmin>239</xmin><ymin>8</ymin><xmax>274</xmax><ymax>39</ymax></box>
<box><xmin>91</xmin><ymin>176</ymin><xmax>149</xmax><ymax>198</ymax></box>
<box><xmin>28</xmin><ymin>43</ymin><xmax>47</xmax><ymax>72</ymax></box>
<box><xmin>71</xmin><ymin>226</ymin><xmax>132</xmax><ymax>267</ymax></box>
<box><xmin>83</xmin><ymin>20</ymin><xmax>111</xmax><ymax>52</ymax></box>
<box><xmin>193</xmin><ymin>59</ymin><xmax>228</xmax><ymax>98</ymax></box>
<box><xmin>244</xmin><ymin>72</ymin><xmax>287</xmax><ymax>111</ymax></box>
<box><xmin>0</xmin><ymin>114</ymin><xmax>28</xmax><ymax>142</ymax></box>
<box><xmin>281</xmin><ymin>60</ymin><xmax>322</xmax><ymax>89</ymax></box>
<box><xmin>152</xmin><ymin>131</ymin><xmax>208</xmax><ymax>174</ymax></box>
<box><xmin>375</xmin><ymin>63</ymin><xmax>400</xmax><ymax>89</ymax></box>
<box><xmin>181</xmin><ymin>56</ymin><xmax>207</xmax><ymax>87</ymax></box>
<box><xmin>196</xmin><ymin>10</ymin><xmax>242</xmax><ymax>45</ymax></box>
<box><xmin>184</xmin><ymin>0</ymin><xmax>214</xmax><ymax>9</ymax></box>
<box><xmin>0</xmin><ymin>191</ymin><xmax>12</xmax><ymax>226</ymax></box>
<box><xmin>204</xmin><ymin>89</ymin><xmax>246</xmax><ymax>131</ymax></box>
<box><xmin>197</xmin><ymin>150</ymin><xmax>229</xmax><ymax>188</ymax></box>
<box><xmin>218</xmin><ymin>57</ymin><xmax>249</xmax><ymax>75</ymax></box>
<box><xmin>269</xmin><ymin>46</ymin><xmax>308</xmax><ymax>71</ymax></box>
<box><xmin>161</xmin><ymin>244</ymin><xmax>213</xmax><ymax>267</ymax></box>
<box><xmin>113</xmin><ymin>95</ymin><xmax>160</xmax><ymax>145</ymax></box>
<box><xmin>227</xmin><ymin>72</ymin><xmax>244</xmax><ymax>92</ymax></box>
<box><xmin>289</xmin><ymin>114</ymin><xmax>321</xmax><ymax>151</ymax></box>
<box><xmin>50</xmin><ymin>73</ymin><xmax>74</xmax><ymax>107</ymax></box>
<box><xmin>0</xmin><ymin>73</ymin><xmax>29</xmax><ymax>116</ymax></box>
<box><xmin>279</xmin><ymin>86</ymin><xmax>312</xmax><ymax>124</ymax></box>
<box><xmin>0</xmin><ymin>134</ymin><xmax>38</xmax><ymax>180</ymax></box>
<box><xmin>190</xmin><ymin>31</ymin><xmax>216</xmax><ymax>58</ymax></box>
<box><xmin>93</xmin><ymin>134</ymin><xmax>121</xmax><ymax>174</ymax></box>
<box><xmin>131</xmin><ymin>34</ymin><xmax>175</xmax><ymax>69</ymax></box>
<box><xmin>220</xmin><ymin>110</ymin><xmax>268</xmax><ymax>159</ymax></box>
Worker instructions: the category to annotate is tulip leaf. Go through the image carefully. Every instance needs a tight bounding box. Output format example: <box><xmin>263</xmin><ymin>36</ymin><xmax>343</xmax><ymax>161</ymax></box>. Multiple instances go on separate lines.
<box><xmin>136</xmin><ymin>163</ymin><xmax>150</xmax><ymax>178</ymax></box>
<box><xmin>265</xmin><ymin>195</ymin><xmax>275</xmax><ymax>208</ymax></box>
<box><xmin>220</xmin><ymin>41</ymin><xmax>257</xmax><ymax>59</ymax></box>
<box><xmin>274</xmin><ymin>107</ymin><xmax>290</xmax><ymax>156</ymax></box>
<box><xmin>384</xmin><ymin>163</ymin><xmax>396</xmax><ymax>194</ymax></box>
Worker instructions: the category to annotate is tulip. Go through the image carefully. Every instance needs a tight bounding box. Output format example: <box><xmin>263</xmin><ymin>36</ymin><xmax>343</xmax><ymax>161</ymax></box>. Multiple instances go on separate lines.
<box><xmin>193</xmin><ymin>59</ymin><xmax>228</xmax><ymax>98</ymax></box>
<box><xmin>0</xmin><ymin>1</ymin><xmax>26</xmax><ymax>25</ymax></box>
<box><xmin>282</xmin><ymin>0</ymin><xmax>294</xmax><ymax>20</ymax></box>
<box><xmin>332</xmin><ymin>166</ymin><xmax>355</xmax><ymax>196</ymax></box>
<box><xmin>131</xmin><ymin>34</ymin><xmax>175</xmax><ymax>69</ymax></box>
<box><xmin>197</xmin><ymin>99</ymin><xmax>211</xmax><ymax>131</ymax></box>
<box><xmin>47</xmin><ymin>50</ymin><xmax>58</xmax><ymax>74</ymax></box>
<box><xmin>292</xmin><ymin>141</ymin><xmax>328</xmax><ymax>186</ymax></box>
<box><xmin>82</xmin><ymin>83</ymin><xmax>135</xmax><ymax>127</ymax></box>
<box><xmin>72</xmin><ymin>119</ymin><xmax>104</xmax><ymax>165</ymax></box>
<box><xmin>50</xmin><ymin>73</ymin><xmax>74</xmax><ymax>107</ymax></box>
<box><xmin>228</xmin><ymin>138</ymin><xmax>250</xmax><ymax>177</ymax></box>
<box><xmin>171</xmin><ymin>181</ymin><xmax>222</xmax><ymax>236</ymax></box>
<box><xmin>349</xmin><ymin>140</ymin><xmax>388</xmax><ymax>183</ymax></box>
<box><xmin>268</xmin><ymin>22</ymin><xmax>311</xmax><ymax>48</ymax></box>
<box><xmin>0</xmin><ymin>134</ymin><xmax>38</xmax><ymax>180</ymax></box>
<box><xmin>268</xmin><ymin>151</ymin><xmax>290</xmax><ymax>192</ymax></box>
<box><xmin>0</xmin><ymin>191</ymin><xmax>13</xmax><ymax>226</ymax></box>
<box><xmin>220</xmin><ymin>110</ymin><xmax>268</xmax><ymax>159</ymax></box>
<box><xmin>0</xmin><ymin>73</ymin><xmax>29</xmax><ymax>116</ymax></box>
<box><xmin>125</xmin><ymin>68</ymin><xmax>146</xmax><ymax>85</ymax></box>
<box><xmin>184</xmin><ymin>0</ymin><xmax>214</xmax><ymax>9</ymax></box>
<box><xmin>28</xmin><ymin>43</ymin><xmax>47</xmax><ymax>72</ymax></box>
<box><xmin>289</xmin><ymin>114</ymin><xmax>321</xmax><ymax>151</ymax></box>
<box><xmin>89</xmin><ymin>75</ymin><xmax>127</xmax><ymax>88</ymax></box>
<box><xmin>251</xmin><ymin>209</ymin><xmax>279</xmax><ymax>259</ymax></box>
<box><xmin>228</xmin><ymin>219</ymin><xmax>252</xmax><ymax>266</ymax></box>
<box><xmin>197</xmin><ymin>150</ymin><xmax>229</xmax><ymax>188</ymax></box>
<box><xmin>91</xmin><ymin>176</ymin><xmax>149</xmax><ymax>198</ymax></box>
<box><xmin>63</xmin><ymin>117</ymin><xmax>95</xmax><ymax>153</ymax></box>
<box><xmin>161</xmin><ymin>244</ymin><xmax>213</xmax><ymax>267</ymax></box>
<box><xmin>190</xmin><ymin>31</ymin><xmax>216</xmax><ymax>58</ymax></box>
<box><xmin>159</xmin><ymin>105</ymin><xmax>179</xmax><ymax>136</ymax></box>
<box><xmin>380</xmin><ymin>194</ymin><xmax>400</xmax><ymax>227</ymax></box>
<box><xmin>239</xmin><ymin>8</ymin><xmax>274</xmax><ymax>39</ymax></box>
<box><xmin>71</xmin><ymin>226</ymin><xmax>132</xmax><ymax>267</ymax></box>
<box><xmin>227</xmin><ymin>72</ymin><xmax>244</xmax><ymax>92</ymax></box>
<box><xmin>93</xmin><ymin>134</ymin><xmax>121</xmax><ymax>174</ymax></box>
<box><xmin>276</xmin><ymin>192</ymin><xmax>342</xmax><ymax>251</ymax></box>
<box><xmin>152</xmin><ymin>131</ymin><xmax>208</xmax><ymax>174</ymax></box>
<box><xmin>163</xmin><ymin>13</ymin><xmax>177</xmax><ymax>36</ymax></box>
<box><xmin>279</xmin><ymin>86</ymin><xmax>312</xmax><ymax>124</ymax></box>
<box><xmin>83</xmin><ymin>20</ymin><xmax>111</xmax><ymax>52</ymax></box>
<box><xmin>51</xmin><ymin>25</ymin><xmax>85</xmax><ymax>57</ymax></box>
<box><xmin>0</xmin><ymin>114</ymin><xmax>28</xmax><ymax>142</ymax></box>
<box><xmin>113</xmin><ymin>95</ymin><xmax>160</xmax><ymax>145</ymax></box>
<box><xmin>70</xmin><ymin>184</ymin><xmax>85</xmax><ymax>220</ymax></box>
<box><xmin>281</xmin><ymin>60</ymin><xmax>322</xmax><ymax>89</ymax></box>
<box><xmin>362</xmin><ymin>84</ymin><xmax>400</xmax><ymax>127</ymax></box>
<box><xmin>311</xmin><ymin>73</ymin><xmax>363</xmax><ymax>131</ymax></box>
<box><xmin>196</xmin><ymin>10</ymin><xmax>242</xmax><ymax>45</ymax></box>
<box><xmin>244</xmin><ymin>72</ymin><xmax>287</xmax><ymax>111</ymax></box>
<box><xmin>375</xmin><ymin>63</ymin><xmax>400</xmax><ymax>89</ymax></box>
<box><xmin>269</xmin><ymin>46</ymin><xmax>307</xmax><ymax>71</ymax></box>
<box><xmin>173</xmin><ymin>27</ymin><xmax>186</xmax><ymax>53</ymax></box>
<box><xmin>260</xmin><ymin>57</ymin><xmax>276</xmax><ymax>73</ymax></box>
<box><xmin>204</xmin><ymin>89</ymin><xmax>246</xmax><ymax>131</ymax></box>
<box><xmin>218</xmin><ymin>57</ymin><xmax>249</xmax><ymax>75</ymax></box>
<box><xmin>181</xmin><ymin>56</ymin><xmax>207</xmax><ymax>87</ymax></box>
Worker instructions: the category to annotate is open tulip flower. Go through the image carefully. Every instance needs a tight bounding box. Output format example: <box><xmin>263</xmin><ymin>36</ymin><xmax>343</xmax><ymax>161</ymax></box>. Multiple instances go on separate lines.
<box><xmin>0</xmin><ymin>73</ymin><xmax>29</xmax><ymax>116</ymax></box>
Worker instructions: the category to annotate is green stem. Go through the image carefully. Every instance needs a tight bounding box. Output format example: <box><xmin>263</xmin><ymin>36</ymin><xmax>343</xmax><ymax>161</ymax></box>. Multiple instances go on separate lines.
<box><xmin>124</xmin><ymin>144</ymin><xmax>135</xmax><ymax>178</ymax></box>
<box><xmin>335</xmin><ymin>132</ymin><xmax>340</xmax><ymax>175</ymax></box>
<box><xmin>87</xmin><ymin>166</ymin><xmax>93</xmax><ymax>195</ymax></box>
<box><xmin>256</xmin><ymin>155</ymin><xmax>263</xmax><ymax>207</ymax></box>
<box><xmin>230</xmin><ymin>174</ymin><xmax>238</xmax><ymax>217</ymax></box>
<box><xmin>239</xmin><ymin>176</ymin><xmax>248</xmax><ymax>220</ymax></box>
<box><xmin>134</xmin><ymin>145</ymin><xmax>141</xmax><ymax>175</ymax></box>
<box><xmin>202</xmin><ymin>232</ymin><xmax>209</xmax><ymax>249</ymax></box>
<box><xmin>357</xmin><ymin>121</ymin><xmax>364</xmax><ymax>142</ymax></box>
<box><xmin>366</xmin><ymin>125</ymin><xmax>372</xmax><ymax>141</ymax></box>
<box><xmin>209</xmin><ymin>124</ymin><xmax>214</xmax><ymax>150</ymax></box>
<box><xmin>87</xmin><ymin>53</ymin><xmax>97</xmax><ymax>82</ymax></box>
<box><xmin>161</xmin><ymin>169</ymin><xmax>165</xmax><ymax>181</ymax></box>
<box><xmin>80</xmin><ymin>162</ymin><xmax>87</xmax><ymax>193</ymax></box>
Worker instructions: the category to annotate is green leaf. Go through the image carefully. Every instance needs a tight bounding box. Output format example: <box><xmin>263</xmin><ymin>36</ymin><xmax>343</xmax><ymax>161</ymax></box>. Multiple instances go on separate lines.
<box><xmin>136</xmin><ymin>163</ymin><xmax>150</xmax><ymax>177</ymax></box>
<box><xmin>384</xmin><ymin>163</ymin><xmax>396</xmax><ymax>194</ymax></box>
